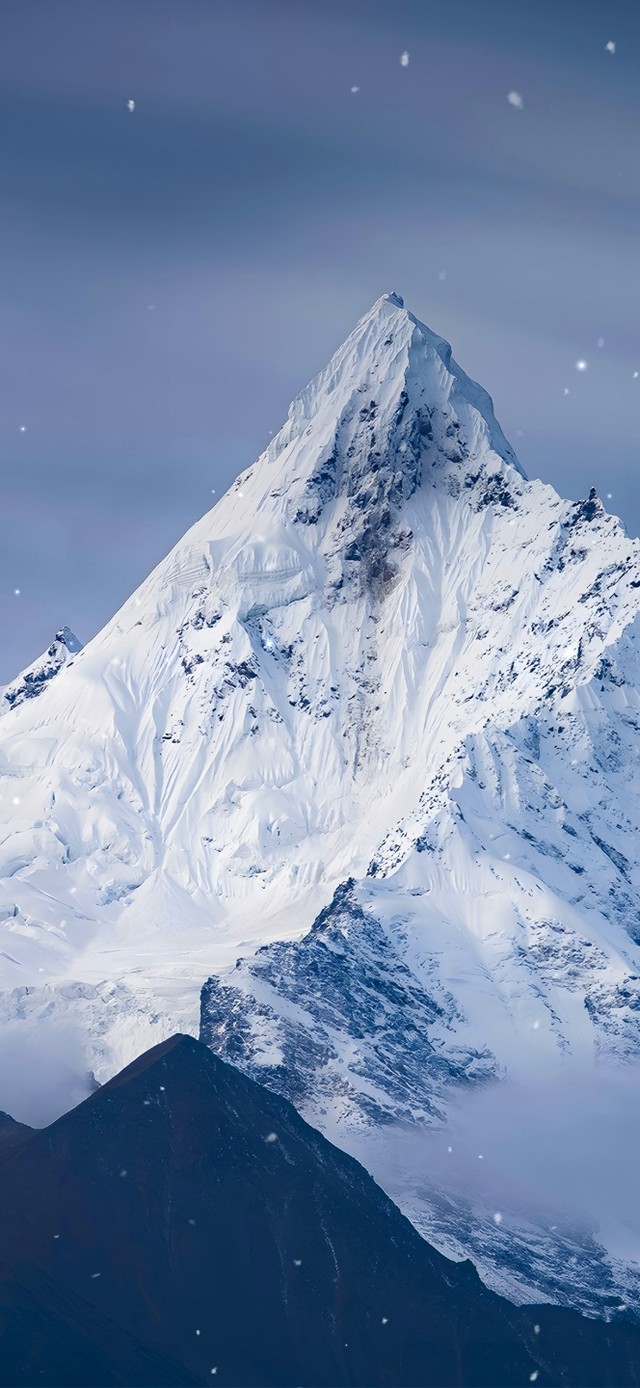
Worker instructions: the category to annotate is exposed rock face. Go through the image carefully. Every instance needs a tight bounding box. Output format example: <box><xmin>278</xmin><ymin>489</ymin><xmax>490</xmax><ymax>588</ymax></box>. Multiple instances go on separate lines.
<box><xmin>2</xmin><ymin>627</ymin><xmax>82</xmax><ymax>712</ymax></box>
<box><xmin>1</xmin><ymin>1033</ymin><xmax>640</xmax><ymax>1387</ymax></box>
<box><xmin>3</xmin><ymin>295</ymin><xmax>640</xmax><ymax>1313</ymax></box>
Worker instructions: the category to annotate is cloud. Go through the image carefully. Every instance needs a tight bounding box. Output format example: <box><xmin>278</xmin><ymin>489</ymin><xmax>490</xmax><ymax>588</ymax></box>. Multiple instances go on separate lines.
<box><xmin>351</xmin><ymin>1065</ymin><xmax>640</xmax><ymax>1263</ymax></box>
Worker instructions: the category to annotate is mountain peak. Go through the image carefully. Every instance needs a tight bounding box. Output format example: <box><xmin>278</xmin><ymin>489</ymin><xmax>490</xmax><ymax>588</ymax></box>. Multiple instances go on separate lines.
<box><xmin>266</xmin><ymin>293</ymin><xmax>523</xmax><ymax>501</ymax></box>
<box><xmin>4</xmin><ymin>296</ymin><xmax>640</xmax><ymax>1326</ymax></box>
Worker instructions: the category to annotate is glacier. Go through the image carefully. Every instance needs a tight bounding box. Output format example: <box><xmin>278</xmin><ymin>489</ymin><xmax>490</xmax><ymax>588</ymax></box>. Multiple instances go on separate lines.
<box><xmin>2</xmin><ymin>292</ymin><xmax>640</xmax><ymax>1311</ymax></box>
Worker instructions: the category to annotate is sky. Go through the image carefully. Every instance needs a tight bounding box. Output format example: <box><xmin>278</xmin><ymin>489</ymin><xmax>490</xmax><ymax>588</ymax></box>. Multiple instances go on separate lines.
<box><xmin>1</xmin><ymin>0</ymin><xmax>639</xmax><ymax>681</ymax></box>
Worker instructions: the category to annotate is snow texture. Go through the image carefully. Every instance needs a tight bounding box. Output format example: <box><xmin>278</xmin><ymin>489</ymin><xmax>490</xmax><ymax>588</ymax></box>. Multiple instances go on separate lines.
<box><xmin>2</xmin><ymin>293</ymin><xmax>640</xmax><ymax>1308</ymax></box>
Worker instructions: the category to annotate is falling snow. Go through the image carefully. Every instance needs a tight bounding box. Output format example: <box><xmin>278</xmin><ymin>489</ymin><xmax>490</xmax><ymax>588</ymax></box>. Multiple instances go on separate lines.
<box><xmin>507</xmin><ymin>91</ymin><xmax>524</xmax><ymax>109</ymax></box>
<box><xmin>400</xmin><ymin>51</ymin><xmax>410</xmax><ymax>67</ymax></box>
<box><xmin>605</xmin><ymin>41</ymin><xmax>616</xmax><ymax>54</ymax></box>
<box><xmin>127</xmin><ymin>99</ymin><xmax>135</xmax><ymax>111</ymax></box>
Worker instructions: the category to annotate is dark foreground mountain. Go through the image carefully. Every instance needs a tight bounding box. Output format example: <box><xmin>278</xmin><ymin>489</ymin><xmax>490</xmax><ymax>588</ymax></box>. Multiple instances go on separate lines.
<box><xmin>0</xmin><ymin>1035</ymin><xmax>638</xmax><ymax>1388</ymax></box>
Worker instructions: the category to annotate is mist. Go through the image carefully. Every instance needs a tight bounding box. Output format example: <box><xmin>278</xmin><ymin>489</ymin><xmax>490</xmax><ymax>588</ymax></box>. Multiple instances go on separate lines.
<box><xmin>343</xmin><ymin>1065</ymin><xmax>640</xmax><ymax>1264</ymax></box>
<box><xmin>0</xmin><ymin>1017</ymin><xmax>94</xmax><ymax>1127</ymax></box>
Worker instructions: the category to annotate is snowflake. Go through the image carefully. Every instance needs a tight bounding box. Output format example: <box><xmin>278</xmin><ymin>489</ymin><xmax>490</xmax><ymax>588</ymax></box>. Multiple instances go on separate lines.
<box><xmin>381</xmin><ymin>1317</ymin><xmax>389</xmax><ymax>1324</ymax></box>
<box><xmin>597</xmin><ymin>336</ymin><xmax>604</xmax><ymax>348</ymax></box>
<box><xmin>493</xmin><ymin>1211</ymin><xmax>503</xmax><ymax>1224</ymax></box>
<box><xmin>575</xmin><ymin>359</ymin><xmax>588</xmax><ymax>372</ymax></box>
<box><xmin>127</xmin><ymin>99</ymin><xmax>135</xmax><ymax>111</ymax></box>
<box><xmin>563</xmin><ymin>388</ymin><xmax>570</xmax><ymax>395</ymax></box>
<box><xmin>605</xmin><ymin>41</ymin><xmax>615</xmax><ymax>54</ymax></box>
<box><xmin>400</xmin><ymin>51</ymin><xmax>409</xmax><ymax>67</ymax></box>
<box><xmin>533</xmin><ymin>1325</ymin><xmax>540</xmax><ymax>1335</ymax></box>
<box><xmin>350</xmin><ymin>86</ymin><xmax>360</xmax><ymax>94</ymax></box>
<box><xmin>507</xmin><ymin>91</ymin><xmax>524</xmax><ymax>110</ymax></box>
<box><xmin>438</xmin><ymin>270</ymin><xmax>447</xmax><ymax>281</ymax></box>
<box><xmin>530</xmin><ymin>1374</ymin><xmax>539</xmax><ymax>1383</ymax></box>
<box><xmin>265</xmin><ymin>1131</ymin><xmax>278</xmax><ymax>1143</ymax></box>
<box><xmin>13</xmin><ymin>588</ymin><xmax>20</xmax><ymax>597</ymax></box>
<box><xmin>19</xmin><ymin>425</ymin><xmax>26</xmax><ymax>433</ymax></box>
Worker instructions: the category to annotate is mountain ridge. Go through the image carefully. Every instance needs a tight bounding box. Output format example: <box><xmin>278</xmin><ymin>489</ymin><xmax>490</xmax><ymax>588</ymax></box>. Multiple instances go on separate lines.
<box><xmin>1</xmin><ymin>1031</ymin><xmax>640</xmax><ymax>1387</ymax></box>
<box><xmin>1</xmin><ymin>295</ymin><xmax>640</xmax><ymax>1313</ymax></box>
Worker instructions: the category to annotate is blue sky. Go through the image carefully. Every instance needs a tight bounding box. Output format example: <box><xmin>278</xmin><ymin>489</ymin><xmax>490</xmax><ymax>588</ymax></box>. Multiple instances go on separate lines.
<box><xmin>1</xmin><ymin>0</ymin><xmax>639</xmax><ymax>678</ymax></box>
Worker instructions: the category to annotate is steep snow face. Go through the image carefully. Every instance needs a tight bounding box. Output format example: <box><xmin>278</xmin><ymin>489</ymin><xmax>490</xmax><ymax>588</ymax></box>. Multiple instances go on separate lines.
<box><xmin>2</xmin><ymin>294</ymin><xmax>640</xmax><ymax>1305</ymax></box>
<box><xmin>0</xmin><ymin>294</ymin><xmax>545</xmax><ymax>998</ymax></box>
<box><xmin>1</xmin><ymin>628</ymin><xmax>82</xmax><ymax>713</ymax></box>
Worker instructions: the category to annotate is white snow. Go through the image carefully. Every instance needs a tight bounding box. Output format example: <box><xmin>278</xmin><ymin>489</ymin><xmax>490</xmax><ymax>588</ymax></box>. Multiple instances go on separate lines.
<box><xmin>2</xmin><ymin>293</ymin><xmax>640</xmax><ymax>1308</ymax></box>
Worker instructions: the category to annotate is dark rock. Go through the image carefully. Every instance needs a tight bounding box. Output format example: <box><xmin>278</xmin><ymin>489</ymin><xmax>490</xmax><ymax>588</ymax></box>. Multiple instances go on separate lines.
<box><xmin>1</xmin><ymin>1035</ymin><xmax>640</xmax><ymax>1386</ymax></box>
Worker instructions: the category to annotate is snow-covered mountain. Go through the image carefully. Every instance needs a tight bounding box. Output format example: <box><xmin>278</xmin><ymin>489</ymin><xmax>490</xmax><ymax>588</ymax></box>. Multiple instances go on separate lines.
<box><xmin>2</xmin><ymin>293</ymin><xmax>640</xmax><ymax>1311</ymax></box>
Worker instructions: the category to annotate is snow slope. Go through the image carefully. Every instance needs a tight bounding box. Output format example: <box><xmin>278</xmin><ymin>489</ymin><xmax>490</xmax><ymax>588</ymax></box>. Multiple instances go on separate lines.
<box><xmin>2</xmin><ymin>293</ymin><xmax>640</xmax><ymax>1308</ymax></box>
